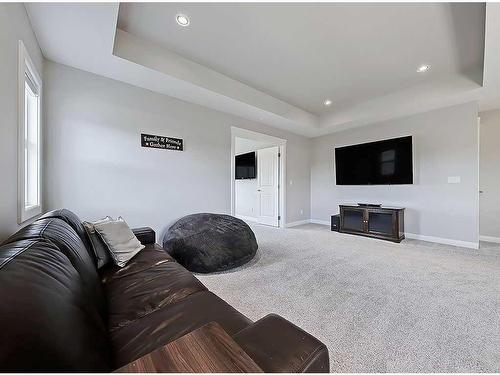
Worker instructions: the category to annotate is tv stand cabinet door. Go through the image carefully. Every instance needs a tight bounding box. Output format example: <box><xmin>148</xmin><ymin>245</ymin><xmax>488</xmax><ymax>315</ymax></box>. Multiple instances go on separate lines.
<box><xmin>366</xmin><ymin>209</ymin><xmax>397</xmax><ymax>239</ymax></box>
<box><xmin>340</xmin><ymin>207</ymin><xmax>366</xmax><ymax>234</ymax></box>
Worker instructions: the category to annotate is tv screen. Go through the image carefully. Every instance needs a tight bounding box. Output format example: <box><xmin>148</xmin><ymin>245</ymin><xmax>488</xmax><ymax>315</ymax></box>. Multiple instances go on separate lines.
<box><xmin>335</xmin><ymin>136</ymin><xmax>413</xmax><ymax>185</ymax></box>
<box><xmin>235</xmin><ymin>152</ymin><xmax>256</xmax><ymax>179</ymax></box>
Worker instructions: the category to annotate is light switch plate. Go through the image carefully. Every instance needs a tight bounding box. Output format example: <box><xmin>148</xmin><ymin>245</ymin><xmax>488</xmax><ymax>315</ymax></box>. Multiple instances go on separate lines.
<box><xmin>447</xmin><ymin>176</ymin><xmax>461</xmax><ymax>184</ymax></box>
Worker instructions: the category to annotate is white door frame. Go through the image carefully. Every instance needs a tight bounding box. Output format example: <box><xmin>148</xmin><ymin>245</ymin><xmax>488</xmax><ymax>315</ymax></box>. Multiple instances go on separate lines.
<box><xmin>231</xmin><ymin>126</ymin><xmax>286</xmax><ymax>228</ymax></box>
<box><xmin>477</xmin><ymin>116</ymin><xmax>481</xmax><ymax>247</ymax></box>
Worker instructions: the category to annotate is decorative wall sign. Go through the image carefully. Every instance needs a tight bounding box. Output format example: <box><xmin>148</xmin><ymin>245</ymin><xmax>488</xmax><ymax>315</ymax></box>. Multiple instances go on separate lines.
<box><xmin>141</xmin><ymin>133</ymin><xmax>183</xmax><ymax>151</ymax></box>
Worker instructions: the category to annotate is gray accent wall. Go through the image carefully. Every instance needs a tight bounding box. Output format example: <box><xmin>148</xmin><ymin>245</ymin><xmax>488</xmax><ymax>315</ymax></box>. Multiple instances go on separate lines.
<box><xmin>479</xmin><ymin>109</ymin><xmax>500</xmax><ymax>240</ymax></box>
<box><xmin>0</xmin><ymin>4</ymin><xmax>44</xmax><ymax>241</ymax></box>
<box><xmin>310</xmin><ymin>103</ymin><xmax>480</xmax><ymax>247</ymax></box>
<box><xmin>43</xmin><ymin>61</ymin><xmax>311</xmax><ymax>238</ymax></box>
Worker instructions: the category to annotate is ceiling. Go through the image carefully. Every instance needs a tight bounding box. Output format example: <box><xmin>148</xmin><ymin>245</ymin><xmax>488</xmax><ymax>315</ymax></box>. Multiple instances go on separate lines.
<box><xmin>25</xmin><ymin>3</ymin><xmax>500</xmax><ymax>137</ymax></box>
<box><xmin>118</xmin><ymin>3</ymin><xmax>485</xmax><ymax>115</ymax></box>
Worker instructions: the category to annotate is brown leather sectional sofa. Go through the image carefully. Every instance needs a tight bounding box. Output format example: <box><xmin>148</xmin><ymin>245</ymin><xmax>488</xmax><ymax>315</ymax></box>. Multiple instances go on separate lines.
<box><xmin>0</xmin><ymin>209</ymin><xmax>329</xmax><ymax>372</ymax></box>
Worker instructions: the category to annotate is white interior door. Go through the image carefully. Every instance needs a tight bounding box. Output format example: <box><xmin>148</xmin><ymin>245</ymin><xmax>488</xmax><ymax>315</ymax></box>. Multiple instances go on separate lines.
<box><xmin>257</xmin><ymin>146</ymin><xmax>279</xmax><ymax>227</ymax></box>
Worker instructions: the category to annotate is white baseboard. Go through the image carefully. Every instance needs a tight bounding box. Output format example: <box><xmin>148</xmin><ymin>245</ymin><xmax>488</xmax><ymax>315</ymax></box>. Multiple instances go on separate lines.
<box><xmin>405</xmin><ymin>233</ymin><xmax>479</xmax><ymax>249</ymax></box>
<box><xmin>286</xmin><ymin>219</ymin><xmax>311</xmax><ymax>228</ymax></box>
<box><xmin>286</xmin><ymin>217</ymin><xmax>480</xmax><ymax>250</ymax></box>
<box><xmin>286</xmin><ymin>219</ymin><xmax>331</xmax><ymax>227</ymax></box>
<box><xmin>479</xmin><ymin>235</ymin><xmax>500</xmax><ymax>244</ymax></box>
<box><xmin>235</xmin><ymin>214</ymin><xmax>258</xmax><ymax>223</ymax></box>
<box><xmin>310</xmin><ymin>219</ymin><xmax>330</xmax><ymax>226</ymax></box>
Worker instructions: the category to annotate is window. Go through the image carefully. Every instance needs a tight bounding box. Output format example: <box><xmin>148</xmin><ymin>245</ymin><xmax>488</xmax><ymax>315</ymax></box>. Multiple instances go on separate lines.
<box><xmin>18</xmin><ymin>41</ymin><xmax>42</xmax><ymax>223</ymax></box>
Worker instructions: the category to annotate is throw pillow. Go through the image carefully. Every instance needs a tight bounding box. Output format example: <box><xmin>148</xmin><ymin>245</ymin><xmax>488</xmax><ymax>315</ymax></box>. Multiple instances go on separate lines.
<box><xmin>82</xmin><ymin>216</ymin><xmax>114</xmax><ymax>269</ymax></box>
<box><xmin>93</xmin><ymin>217</ymin><xmax>145</xmax><ymax>267</ymax></box>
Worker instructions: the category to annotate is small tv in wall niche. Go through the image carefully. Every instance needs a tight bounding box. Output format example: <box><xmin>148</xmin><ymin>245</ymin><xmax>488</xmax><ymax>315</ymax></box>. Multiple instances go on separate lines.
<box><xmin>335</xmin><ymin>136</ymin><xmax>413</xmax><ymax>185</ymax></box>
<box><xmin>235</xmin><ymin>152</ymin><xmax>256</xmax><ymax>179</ymax></box>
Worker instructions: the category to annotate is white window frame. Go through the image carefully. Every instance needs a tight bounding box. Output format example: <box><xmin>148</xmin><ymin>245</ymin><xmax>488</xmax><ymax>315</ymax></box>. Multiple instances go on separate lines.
<box><xmin>18</xmin><ymin>40</ymin><xmax>42</xmax><ymax>223</ymax></box>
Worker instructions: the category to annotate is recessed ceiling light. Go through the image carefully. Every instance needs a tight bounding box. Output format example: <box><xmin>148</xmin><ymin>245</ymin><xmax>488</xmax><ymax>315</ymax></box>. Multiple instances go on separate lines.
<box><xmin>417</xmin><ymin>64</ymin><xmax>430</xmax><ymax>73</ymax></box>
<box><xmin>176</xmin><ymin>13</ymin><xmax>190</xmax><ymax>27</ymax></box>
<box><xmin>324</xmin><ymin>99</ymin><xmax>332</xmax><ymax>106</ymax></box>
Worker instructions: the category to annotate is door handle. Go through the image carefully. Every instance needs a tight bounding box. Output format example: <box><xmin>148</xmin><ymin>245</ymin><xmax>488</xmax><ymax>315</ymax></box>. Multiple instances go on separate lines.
<box><xmin>257</xmin><ymin>189</ymin><xmax>261</xmax><ymax>192</ymax></box>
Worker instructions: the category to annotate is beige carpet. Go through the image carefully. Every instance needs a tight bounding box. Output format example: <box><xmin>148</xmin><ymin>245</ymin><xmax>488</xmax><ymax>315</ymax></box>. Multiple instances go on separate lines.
<box><xmin>197</xmin><ymin>224</ymin><xmax>500</xmax><ymax>373</ymax></box>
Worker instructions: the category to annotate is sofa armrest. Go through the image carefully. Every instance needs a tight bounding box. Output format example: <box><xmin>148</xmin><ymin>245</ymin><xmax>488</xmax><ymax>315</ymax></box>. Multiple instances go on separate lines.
<box><xmin>132</xmin><ymin>227</ymin><xmax>156</xmax><ymax>245</ymax></box>
<box><xmin>232</xmin><ymin>314</ymin><xmax>329</xmax><ymax>373</ymax></box>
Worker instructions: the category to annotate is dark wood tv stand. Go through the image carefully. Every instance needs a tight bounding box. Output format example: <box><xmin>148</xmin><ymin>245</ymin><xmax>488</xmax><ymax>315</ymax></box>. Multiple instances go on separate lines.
<box><xmin>338</xmin><ymin>205</ymin><xmax>405</xmax><ymax>243</ymax></box>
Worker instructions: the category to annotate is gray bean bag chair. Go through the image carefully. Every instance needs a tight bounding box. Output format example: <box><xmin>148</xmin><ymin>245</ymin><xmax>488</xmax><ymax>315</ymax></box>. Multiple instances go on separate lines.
<box><xmin>163</xmin><ymin>213</ymin><xmax>258</xmax><ymax>273</ymax></box>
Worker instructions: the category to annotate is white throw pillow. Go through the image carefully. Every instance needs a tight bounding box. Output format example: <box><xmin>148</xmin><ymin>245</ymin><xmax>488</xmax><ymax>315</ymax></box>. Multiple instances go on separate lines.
<box><xmin>82</xmin><ymin>216</ymin><xmax>114</xmax><ymax>268</ymax></box>
<box><xmin>93</xmin><ymin>217</ymin><xmax>145</xmax><ymax>267</ymax></box>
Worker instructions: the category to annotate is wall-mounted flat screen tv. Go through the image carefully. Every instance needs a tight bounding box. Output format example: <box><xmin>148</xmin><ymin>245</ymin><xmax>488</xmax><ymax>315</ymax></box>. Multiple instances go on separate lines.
<box><xmin>235</xmin><ymin>152</ymin><xmax>256</xmax><ymax>179</ymax></box>
<box><xmin>335</xmin><ymin>136</ymin><xmax>413</xmax><ymax>185</ymax></box>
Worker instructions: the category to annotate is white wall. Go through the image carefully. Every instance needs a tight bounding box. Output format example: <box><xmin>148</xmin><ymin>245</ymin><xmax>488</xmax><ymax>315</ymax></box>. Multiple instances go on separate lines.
<box><xmin>311</xmin><ymin>102</ymin><xmax>480</xmax><ymax>247</ymax></box>
<box><xmin>43</xmin><ymin>61</ymin><xmax>311</xmax><ymax>238</ymax></box>
<box><xmin>479</xmin><ymin>109</ymin><xmax>500</xmax><ymax>240</ymax></box>
<box><xmin>0</xmin><ymin>4</ymin><xmax>44</xmax><ymax>241</ymax></box>
<box><xmin>235</xmin><ymin>137</ymin><xmax>275</xmax><ymax>155</ymax></box>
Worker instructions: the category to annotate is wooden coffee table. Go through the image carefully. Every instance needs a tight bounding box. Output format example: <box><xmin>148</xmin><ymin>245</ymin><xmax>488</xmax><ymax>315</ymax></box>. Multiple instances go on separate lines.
<box><xmin>115</xmin><ymin>321</ymin><xmax>263</xmax><ymax>373</ymax></box>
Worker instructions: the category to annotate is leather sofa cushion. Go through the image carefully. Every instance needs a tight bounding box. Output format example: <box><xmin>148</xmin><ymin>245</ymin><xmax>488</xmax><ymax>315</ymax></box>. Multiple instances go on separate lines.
<box><xmin>100</xmin><ymin>244</ymin><xmax>175</xmax><ymax>282</ymax></box>
<box><xmin>40</xmin><ymin>209</ymin><xmax>95</xmax><ymax>259</ymax></box>
<box><xmin>110</xmin><ymin>291</ymin><xmax>252</xmax><ymax>369</ymax></box>
<box><xmin>4</xmin><ymin>218</ymin><xmax>106</xmax><ymax>320</ymax></box>
<box><xmin>0</xmin><ymin>239</ymin><xmax>111</xmax><ymax>371</ymax></box>
<box><xmin>233</xmin><ymin>314</ymin><xmax>330</xmax><ymax>373</ymax></box>
<box><xmin>101</xmin><ymin>245</ymin><xmax>207</xmax><ymax>331</ymax></box>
